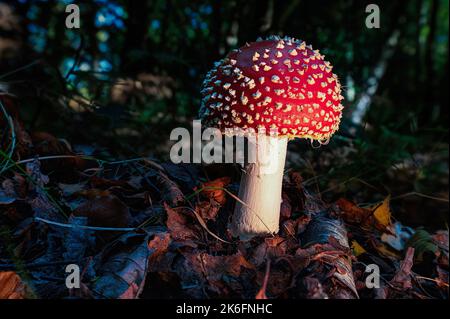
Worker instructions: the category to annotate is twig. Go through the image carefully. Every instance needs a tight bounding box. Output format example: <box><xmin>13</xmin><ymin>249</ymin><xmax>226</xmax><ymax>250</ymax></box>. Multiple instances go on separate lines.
<box><xmin>16</xmin><ymin>155</ymin><xmax>89</xmax><ymax>165</ymax></box>
<box><xmin>186</xmin><ymin>186</ymin><xmax>275</xmax><ymax>236</ymax></box>
<box><xmin>0</xmin><ymin>60</ymin><xmax>41</xmax><ymax>80</ymax></box>
<box><xmin>391</xmin><ymin>191</ymin><xmax>449</xmax><ymax>203</ymax></box>
<box><xmin>0</xmin><ymin>100</ymin><xmax>16</xmax><ymax>174</ymax></box>
<box><xmin>3</xmin><ymin>155</ymin><xmax>163</xmax><ymax>173</ymax></box>
<box><xmin>65</xmin><ymin>35</ymin><xmax>84</xmax><ymax>80</ymax></box>
<box><xmin>34</xmin><ymin>216</ymin><xmax>136</xmax><ymax>232</ymax></box>
<box><xmin>174</xmin><ymin>206</ymin><xmax>231</xmax><ymax>244</ymax></box>
<box><xmin>256</xmin><ymin>259</ymin><xmax>271</xmax><ymax>299</ymax></box>
<box><xmin>0</xmin><ymin>151</ymin><xmax>67</xmax><ymax>218</ymax></box>
<box><xmin>415</xmin><ymin>275</ymin><xmax>449</xmax><ymax>287</ymax></box>
<box><xmin>0</xmin><ymin>260</ymin><xmax>78</xmax><ymax>271</ymax></box>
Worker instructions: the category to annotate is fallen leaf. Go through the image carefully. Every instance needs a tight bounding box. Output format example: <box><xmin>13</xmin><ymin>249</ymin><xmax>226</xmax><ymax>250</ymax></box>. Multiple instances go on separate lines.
<box><xmin>304</xmin><ymin>276</ymin><xmax>328</xmax><ymax>299</ymax></box>
<box><xmin>26</xmin><ymin>159</ymin><xmax>49</xmax><ymax>190</ymax></box>
<box><xmin>280</xmin><ymin>193</ymin><xmax>292</xmax><ymax>219</ymax></box>
<box><xmin>11</xmin><ymin>173</ymin><xmax>27</xmax><ymax>198</ymax></box>
<box><xmin>436</xmin><ymin>266</ymin><xmax>449</xmax><ymax>290</ymax></box>
<box><xmin>336</xmin><ymin>197</ymin><xmax>391</xmax><ymax>232</ymax></box>
<box><xmin>171</xmin><ymin>250</ymin><xmax>255</xmax><ymax>298</ymax></box>
<box><xmin>195</xmin><ymin>200</ymin><xmax>221</xmax><ymax>221</ymax></box>
<box><xmin>283</xmin><ymin>171</ymin><xmax>306</xmax><ymax>212</ymax></box>
<box><xmin>29</xmin><ymin>194</ymin><xmax>57</xmax><ymax>218</ymax></box>
<box><xmin>0</xmin><ymin>272</ymin><xmax>31</xmax><ymax>299</ymax></box>
<box><xmin>31</xmin><ymin>131</ymin><xmax>87</xmax><ymax>175</ymax></box>
<box><xmin>1</xmin><ymin>179</ymin><xmax>17</xmax><ymax>198</ymax></box>
<box><xmin>160</xmin><ymin>162</ymin><xmax>200</xmax><ymax>190</ymax></box>
<box><xmin>369</xmin><ymin>238</ymin><xmax>401</xmax><ymax>259</ymax></box>
<box><xmin>92</xmin><ymin>230</ymin><xmax>165</xmax><ymax>299</ymax></box>
<box><xmin>351</xmin><ymin>240</ymin><xmax>367</xmax><ymax>256</ymax></box>
<box><xmin>90</xmin><ymin>176</ymin><xmax>131</xmax><ymax>189</ymax></box>
<box><xmin>435</xmin><ymin>230</ymin><xmax>449</xmax><ymax>274</ymax></box>
<box><xmin>63</xmin><ymin>215</ymin><xmax>95</xmax><ymax>261</ymax></box>
<box><xmin>73</xmin><ymin>194</ymin><xmax>131</xmax><ymax>228</ymax></box>
<box><xmin>155</xmin><ymin>172</ymin><xmax>184</xmax><ymax>206</ymax></box>
<box><xmin>58</xmin><ymin>182</ymin><xmax>87</xmax><ymax>197</ymax></box>
<box><xmin>0</xmin><ymin>189</ymin><xmax>15</xmax><ymax>205</ymax></box>
<box><xmin>251</xmin><ymin>236</ymin><xmax>289</xmax><ymax>266</ymax></box>
<box><xmin>164</xmin><ymin>202</ymin><xmax>198</xmax><ymax>242</ymax></box>
<box><xmin>336</xmin><ymin>198</ymin><xmax>372</xmax><ymax>225</ymax></box>
<box><xmin>387</xmin><ymin>247</ymin><xmax>415</xmax><ymax>294</ymax></box>
<box><xmin>76</xmin><ymin>188</ymin><xmax>111</xmax><ymax>198</ymax></box>
<box><xmin>119</xmin><ymin>282</ymin><xmax>140</xmax><ymax>299</ymax></box>
<box><xmin>184</xmin><ymin>251</ymin><xmax>254</xmax><ymax>282</ymax></box>
<box><xmin>199</xmin><ymin>177</ymin><xmax>231</xmax><ymax>205</ymax></box>
<box><xmin>148</xmin><ymin>232</ymin><xmax>171</xmax><ymax>265</ymax></box>
<box><xmin>257</xmin><ymin>262</ymin><xmax>291</xmax><ymax>297</ymax></box>
<box><xmin>372</xmin><ymin>196</ymin><xmax>392</xmax><ymax>228</ymax></box>
<box><xmin>301</xmin><ymin>214</ymin><xmax>359</xmax><ymax>298</ymax></box>
<box><xmin>432</xmin><ymin>230</ymin><xmax>449</xmax><ymax>252</ymax></box>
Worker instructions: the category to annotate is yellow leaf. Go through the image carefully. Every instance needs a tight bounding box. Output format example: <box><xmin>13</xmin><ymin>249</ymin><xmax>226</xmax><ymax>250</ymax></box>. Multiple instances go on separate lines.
<box><xmin>373</xmin><ymin>241</ymin><xmax>401</xmax><ymax>259</ymax></box>
<box><xmin>351</xmin><ymin>240</ymin><xmax>367</xmax><ymax>256</ymax></box>
<box><xmin>372</xmin><ymin>195</ymin><xmax>392</xmax><ymax>228</ymax></box>
<box><xmin>0</xmin><ymin>272</ymin><xmax>30</xmax><ymax>299</ymax></box>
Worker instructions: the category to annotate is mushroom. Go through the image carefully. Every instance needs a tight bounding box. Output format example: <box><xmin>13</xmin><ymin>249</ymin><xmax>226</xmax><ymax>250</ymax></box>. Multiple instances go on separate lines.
<box><xmin>199</xmin><ymin>36</ymin><xmax>344</xmax><ymax>240</ymax></box>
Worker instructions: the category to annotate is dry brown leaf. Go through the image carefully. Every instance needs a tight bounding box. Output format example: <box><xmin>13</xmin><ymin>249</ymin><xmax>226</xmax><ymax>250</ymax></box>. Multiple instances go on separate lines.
<box><xmin>385</xmin><ymin>247</ymin><xmax>415</xmax><ymax>298</ymax></box>
<box><xmin>195</xmin><ymin>200</ymin><xmax>221</xmax><ymax>221</ymax></box>
<box><xmin>73</xmin><ymin>194</ymin><xmax>131</xmax><ymax>228</ymax></box>
<box><xmin>92</xmin><ymin>232</ymin><xmax>162</xmax><ymax>299</ymax></box>
<box><xmin>433</xmin><ymin>230</ymin><xmax>449</xmax><ymax>252</ymax></box>
<box><xmin>185</xmin><ymin>251</ymin><xmax>254</xmax><ymax>282</ymax></box>
<box><xmin>31</xmin><ymin>131</ymin><xmax>86</xmax><ymax>172</ymax></box>
<box><xmin>31</xmin><ymin>131</ymin><xmax>72</xmax><ymax>156</ymax></box>
<box><xmin>336</xmin><ymin>198</ymin><xmax>372</xmax><ymax>225</ymax></box>
<box><xmin>369</xmin><ymin>238</ymin><xmax>401</xmax><ymax>259</ymax></box>
<box><xmin>155</xmin><ymin>172</ymin><xmax>184</xmax><ymax>206</ymax></box>
<box><xmin>304</xmin><ymin>277</ymin><xmax>328</xmax><ymax>299</ymax></box>
<box><xmin>280</xmin><ymin>192</ymin><xmax>292</xmax><ymax>219</ymax></box>
<box><xmin>77</xmin><ymin>188</ymin><xmax>111</xmax><ymax>198</ymax></box>
<box><xmin>256</xmin><ymin>259</ymin><xmax>292</xmax><ymax>297</ymax></box>
<box><xmin>164</xmin><ymin>203</ymin><xmax>198</xmax><ymax>242</ymax></box>
<box><xmin>199</xmin><ymin>177</ymin><xmax>231</xmax><ymax>205</ymax></box>
<box><xmin>148</xmin><ymin>232</ymin><xmax>172</xmax><ymax>266</ymax></box>
<box><xmin>0</xmin><ymin>272</ymin><xmax>31</xmax><ymax>299</ymax></box>
<box><xmin>336</xmin><ymin>197</ymin><xmax>391</xmax><ymax>232</ymax></box>
<box><xmin>90</xmin><ymin>176</ymin><xmax>131</xmax><ymax>189</ymax></box>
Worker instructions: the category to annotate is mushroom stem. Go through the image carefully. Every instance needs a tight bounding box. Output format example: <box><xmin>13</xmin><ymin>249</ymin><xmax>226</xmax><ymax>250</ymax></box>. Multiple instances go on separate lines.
<box><xmin>231</xmin><ymin>134</ymin><xmax>288</xmax><ymax>240</ymax></box>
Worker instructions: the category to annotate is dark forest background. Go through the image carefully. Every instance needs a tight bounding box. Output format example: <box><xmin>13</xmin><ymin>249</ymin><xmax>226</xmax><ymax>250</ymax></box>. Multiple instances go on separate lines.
<box><xmin>1</xmin><ymin>0</ymin><xmax>448</xmax><ymax>230</ymax></box>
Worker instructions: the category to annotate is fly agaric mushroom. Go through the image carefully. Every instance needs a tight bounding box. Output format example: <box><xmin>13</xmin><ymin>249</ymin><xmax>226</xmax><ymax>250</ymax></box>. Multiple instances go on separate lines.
<box><xmin>199</xmin><ymin>36</ymin><xmax>344</xmax><ymax>240</ymax></box>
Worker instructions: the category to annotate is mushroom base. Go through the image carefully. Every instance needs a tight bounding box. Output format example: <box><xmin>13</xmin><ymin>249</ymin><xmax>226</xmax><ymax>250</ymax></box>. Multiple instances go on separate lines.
<box><xmin>230</xmin><ymin>135</ymin><xmax>288</xmax><ymax>240</ymax></box>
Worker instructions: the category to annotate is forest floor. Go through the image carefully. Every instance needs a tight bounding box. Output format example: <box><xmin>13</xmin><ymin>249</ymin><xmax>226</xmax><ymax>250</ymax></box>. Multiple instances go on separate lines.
<box><xmin>0</xmin><ymin>93</ymin><xmax>448</xmax><ymax>299</ymax></box>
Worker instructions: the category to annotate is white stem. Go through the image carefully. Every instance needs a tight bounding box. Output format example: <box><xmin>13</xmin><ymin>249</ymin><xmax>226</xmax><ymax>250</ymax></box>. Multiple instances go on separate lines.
<box><xmin>231</xmin><ymin>134</ymin><xmax>288</xmax><ymax>240</ymax></box>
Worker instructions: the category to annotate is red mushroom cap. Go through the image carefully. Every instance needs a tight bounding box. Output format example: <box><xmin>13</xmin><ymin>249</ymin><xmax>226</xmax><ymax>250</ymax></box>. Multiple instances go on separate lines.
<box><xmin>199</xmin><ymin>36</ymin><xmax>344</xmax><ymax>141</ymax></box>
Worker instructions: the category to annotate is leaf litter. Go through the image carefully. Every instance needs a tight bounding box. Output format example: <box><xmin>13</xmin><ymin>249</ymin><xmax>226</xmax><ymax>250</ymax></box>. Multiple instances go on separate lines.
<box><xmin>0</xmin><ymin>107</ymin><xmax>448</xmax><ymax>300</ymax></box>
